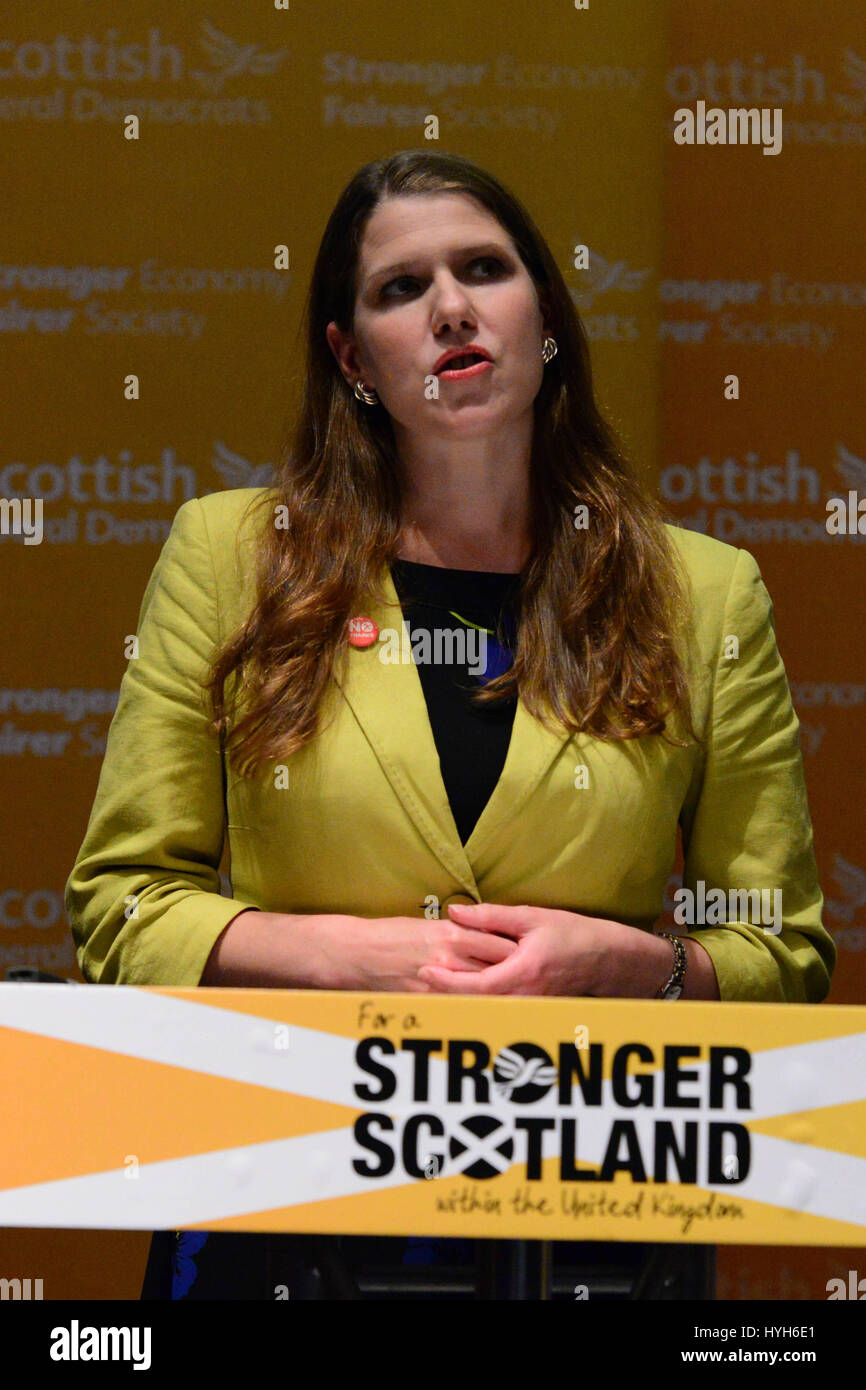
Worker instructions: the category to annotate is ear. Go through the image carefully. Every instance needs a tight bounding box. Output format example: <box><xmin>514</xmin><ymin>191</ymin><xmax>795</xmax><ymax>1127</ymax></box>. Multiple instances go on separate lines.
<box><xmin>537</xmin><ymin>292</ymin><xmax>554</xmax><ymax>340</ymax></box>
<box><xmin>325</xmin><ymin>321</ymin><xmax>365</xmax><ymax>386</ymax></box>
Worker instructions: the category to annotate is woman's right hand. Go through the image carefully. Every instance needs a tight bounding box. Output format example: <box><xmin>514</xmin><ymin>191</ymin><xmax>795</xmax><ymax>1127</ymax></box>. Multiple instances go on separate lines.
<box><xmin>294</xmin><ymin>911</ymin><xmax>520</xmax><ymax>993</ymax></box>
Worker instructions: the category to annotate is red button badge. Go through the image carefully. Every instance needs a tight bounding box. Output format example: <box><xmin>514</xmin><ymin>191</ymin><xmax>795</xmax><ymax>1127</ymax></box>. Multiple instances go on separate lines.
<box><xmin>348</xmin><ymin>615</ymin><xmax>379</xmax><ymax>648</ymax></box>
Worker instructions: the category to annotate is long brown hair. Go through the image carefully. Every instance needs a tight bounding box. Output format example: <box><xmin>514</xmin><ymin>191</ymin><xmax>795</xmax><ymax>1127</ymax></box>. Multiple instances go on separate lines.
<box><xmin>207</xmin><ymin>149</ymin><xmax>702</xmax><ymax>779</ymax></box>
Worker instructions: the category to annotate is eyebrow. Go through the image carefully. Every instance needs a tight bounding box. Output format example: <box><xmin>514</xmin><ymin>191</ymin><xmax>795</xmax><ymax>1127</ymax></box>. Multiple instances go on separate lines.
<box><xmin>364</xmin><ymin>241</ymin><xmax>514</xmax><ymax>292</ymax></box>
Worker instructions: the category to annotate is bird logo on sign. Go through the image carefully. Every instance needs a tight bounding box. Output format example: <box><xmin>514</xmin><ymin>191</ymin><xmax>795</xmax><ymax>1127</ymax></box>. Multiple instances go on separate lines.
<box><xmin>190</xmin><ymin>20</ymin><xmax>288</xmax><ymax>94</ymax></box>
<box><xmin>492</xmin><ymin>1044</ymin><xmax>558</xmax><ymax>1103</ymax></box>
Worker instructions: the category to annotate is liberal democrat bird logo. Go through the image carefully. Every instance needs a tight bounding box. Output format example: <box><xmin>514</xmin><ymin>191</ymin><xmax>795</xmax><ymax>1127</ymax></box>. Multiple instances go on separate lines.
<box><xmin>190</xmin><ymin>19</ymin><xmax>288</xmax><ymax>94</ymax></box>
<box><xmin>832</xmin><ymin>48</ymin><xmax>866</xmax><ymax>116</ymax></box>
<box><xmin>833</xmin><ymin>443</ymin><xmax>866</xmax><ymax>493</ymax></box>
<box><xmin>828</xmin><ymin>853</ymin><xmax>866</xmax><ymax>923</ymax></box>
<box><xmin>570</xmin><ymin>246</ymin><xmax>652</xmax><ymax>307</ymax></box>
<box><xmin>492</xmin><ymin>1044</ymin><xmax>558</xmax><ymax>1103</ymax></box>
<box><xmin>210</xmin><ymin>440</ymin><xmax>275</xmax><ymax>490</ymax></box>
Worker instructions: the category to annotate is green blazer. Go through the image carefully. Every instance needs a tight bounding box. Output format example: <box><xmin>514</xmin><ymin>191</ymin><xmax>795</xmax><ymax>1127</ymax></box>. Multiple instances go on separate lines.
<box><xmin>66</xmin><ymin>487</ymin><xmax>835</xmax><ymax>1002</ymax></box>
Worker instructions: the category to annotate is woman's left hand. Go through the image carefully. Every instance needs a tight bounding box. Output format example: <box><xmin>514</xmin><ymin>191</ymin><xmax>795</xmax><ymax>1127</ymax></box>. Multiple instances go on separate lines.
<box><xmin>417</xmin><ymin>901</ymin><xmax>671</xmax><ymax>998</ymax></box>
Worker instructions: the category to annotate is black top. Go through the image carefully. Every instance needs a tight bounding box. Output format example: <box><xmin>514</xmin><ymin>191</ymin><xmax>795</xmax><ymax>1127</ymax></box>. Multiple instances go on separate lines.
<box><xmin>389</xmin><ymin>558</ymin><xmax>523</xmax><ymax>845</ymax></box>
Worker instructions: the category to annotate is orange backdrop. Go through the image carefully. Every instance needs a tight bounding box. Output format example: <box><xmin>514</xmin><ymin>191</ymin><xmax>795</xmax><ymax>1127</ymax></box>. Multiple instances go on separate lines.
<box><xmin>1</xmin><ymin>0</ymin><xmax>863</xmax><ymax>1299</ymax></box>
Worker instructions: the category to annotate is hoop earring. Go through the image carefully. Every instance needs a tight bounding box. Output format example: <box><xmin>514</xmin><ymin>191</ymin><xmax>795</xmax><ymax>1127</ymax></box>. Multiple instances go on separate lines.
<box><xmin>541</xmin><ymin>336</ymin><xmax>558</xmax><ymax>364</ymax></box>
<box><xmin>353</xmin><ymin>380</ymin><xmax>379</xmax><ymax>405</ymax></box>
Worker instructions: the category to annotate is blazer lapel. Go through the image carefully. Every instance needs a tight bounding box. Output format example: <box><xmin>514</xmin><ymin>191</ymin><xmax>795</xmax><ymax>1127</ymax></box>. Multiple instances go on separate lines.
<box><xmin>330</xmin><ymin>564</ymin><xmax>576</xmax><ymax>892</ymax></box>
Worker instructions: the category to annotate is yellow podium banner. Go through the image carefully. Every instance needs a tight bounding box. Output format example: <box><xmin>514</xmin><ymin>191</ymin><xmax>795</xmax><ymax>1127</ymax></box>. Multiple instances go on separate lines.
<box><xmin>1</xmin><ymin>986</ymin><xmax>864</xmax><ymax>1246</ymax></box>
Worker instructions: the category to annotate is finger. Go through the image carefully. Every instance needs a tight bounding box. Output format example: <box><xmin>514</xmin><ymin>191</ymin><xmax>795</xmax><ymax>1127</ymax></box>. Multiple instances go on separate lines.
<box><xmin>441</xmin><ymin>929</ymin><xmax>518</xmax><ymax>968</ymax></box>
<box><xmin>418</xmin><ymin>966</ymin><xmax>490</xmax><ymax>993</ymax></box>
<box><xmin>464</xmin><ymin>932</ymin><xmax>519</xmax><ymax>965</ymax></box>
<box><xmin>447</xmin><ymin>902</ymin><xmax>531</xmax><ymax>938</ymax></box>
<box><xmin>419</xmin><ymin>953</ymin><xmax>524</xmax><ymax>994</ymax></box>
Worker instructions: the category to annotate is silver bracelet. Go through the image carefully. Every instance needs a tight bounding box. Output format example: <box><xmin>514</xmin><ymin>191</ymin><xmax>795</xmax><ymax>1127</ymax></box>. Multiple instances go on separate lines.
<box><xmin>655</xmin><ymin>931</ymin><xmax>687</xmax><ymax>999</ymax></box>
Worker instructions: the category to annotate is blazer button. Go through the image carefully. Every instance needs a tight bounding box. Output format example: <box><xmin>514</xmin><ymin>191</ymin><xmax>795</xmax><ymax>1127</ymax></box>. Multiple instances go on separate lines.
<box><xmin>441</xmin><ymin>893</ymin><xmax>478</xmax><ymax>909</ymax></box>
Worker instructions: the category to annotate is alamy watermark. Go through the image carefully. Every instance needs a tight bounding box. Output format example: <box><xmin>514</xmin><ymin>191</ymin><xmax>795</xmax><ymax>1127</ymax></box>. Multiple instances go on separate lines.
<box><xmin>673</xmin><ymin>881</ymin><xmax>783</xmax><ymax>935</ymax></box>
<box><xmin>0</xmin><ymin>497</ymin><xmax>43</xmax><ymax>544</ymax></box>
<box><xmin>378</xmin><ymin>623</ymin><xmax>488</xmax><ymax>677</ymax></box>
<box><xmin>0</xmin><ymin>1275</ymin><xmax>43</xmax><ymax>1299</ymax></box>
<box><xmin>673</xmin><ymin>102</ymin><xmax>783</xmax><ymax>155</ymax></box>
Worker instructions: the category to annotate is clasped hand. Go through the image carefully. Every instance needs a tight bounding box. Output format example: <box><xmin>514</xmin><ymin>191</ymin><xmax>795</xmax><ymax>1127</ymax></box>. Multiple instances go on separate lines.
<box><xmin>356</xmin><ymin>902</ymin><xmax>657</xmax><ymax>997</ymax></box>
<box><xmin>420</xmin><ymin>902</ymin><xmax>614</xmax><ymax>996</ymax></box>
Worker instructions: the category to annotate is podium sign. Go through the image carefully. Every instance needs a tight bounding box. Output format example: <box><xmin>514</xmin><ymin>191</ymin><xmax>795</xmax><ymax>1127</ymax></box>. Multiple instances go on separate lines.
<box><xmin>1</xmin><ymin>985</ymin><xmax>864</xmax><ymax>1245</ymax></box>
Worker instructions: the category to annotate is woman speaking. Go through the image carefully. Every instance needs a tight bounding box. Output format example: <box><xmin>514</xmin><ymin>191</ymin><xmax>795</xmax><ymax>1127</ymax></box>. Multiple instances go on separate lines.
<box><xmin>65</xmin><ymin>149</ymin><xmax>835</xmax><ymax>1297</ymax></box>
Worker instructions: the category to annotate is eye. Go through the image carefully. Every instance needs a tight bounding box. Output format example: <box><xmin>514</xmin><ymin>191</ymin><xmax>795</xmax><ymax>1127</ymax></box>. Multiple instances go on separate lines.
<box><xmin>378</xmin><ymin>256</ymin><xmax>509</xmax><ymax>300</ymax></box>
<box><xmin>380</xmin><ymin>274</ymin><xmax>419</xmax><ymax>299</ymax></box>
<box><xmin>470</xmin><ymin>256</ymin><xmax>507</xmax><ymax>278</ymax></box>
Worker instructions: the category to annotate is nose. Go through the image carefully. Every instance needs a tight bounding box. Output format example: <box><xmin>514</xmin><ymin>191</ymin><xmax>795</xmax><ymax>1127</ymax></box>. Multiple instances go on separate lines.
<box><xmin>429</xmin><ymin>269</ymin><xmax>477</xmax><ymax>334</ymax></box>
